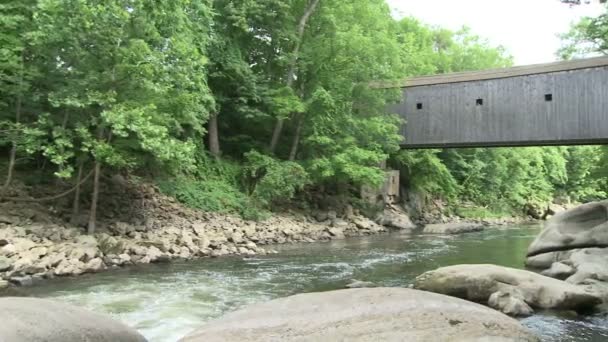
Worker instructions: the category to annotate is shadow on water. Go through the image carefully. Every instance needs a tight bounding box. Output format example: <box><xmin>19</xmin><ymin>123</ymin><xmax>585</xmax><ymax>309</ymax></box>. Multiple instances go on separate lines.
<box><xmin>12</xmin><ymin>224</ymin><xmax>608</xmax><ymax>342</ymax></box>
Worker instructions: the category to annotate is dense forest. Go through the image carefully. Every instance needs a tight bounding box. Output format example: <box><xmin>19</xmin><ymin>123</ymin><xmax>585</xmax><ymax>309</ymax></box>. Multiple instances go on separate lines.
<box><xmin>1</xmin><ymin>0</ymin><xmax>607</xmax><ymax>232</ymax></box>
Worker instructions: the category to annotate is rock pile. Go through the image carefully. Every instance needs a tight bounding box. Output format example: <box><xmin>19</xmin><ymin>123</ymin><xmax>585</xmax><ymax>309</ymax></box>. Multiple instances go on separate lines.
<box><xmin>0</xmin><ymin>183</ymin><xmax>394</xmax><ymax>287</ymax></box>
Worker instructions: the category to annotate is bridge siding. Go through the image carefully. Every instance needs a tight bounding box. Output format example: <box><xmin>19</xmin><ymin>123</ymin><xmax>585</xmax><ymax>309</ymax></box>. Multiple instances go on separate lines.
<box><xmin>396</xmin><ymin>66</ymin><xmax>608</xmax><ymax>148</ymax></box>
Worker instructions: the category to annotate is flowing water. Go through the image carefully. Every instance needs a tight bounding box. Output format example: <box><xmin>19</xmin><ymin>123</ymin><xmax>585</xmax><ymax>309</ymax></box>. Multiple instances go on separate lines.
<box><xmin>16</xmin><ymin>225</ymin><xmax>608</xmax><ymax>341</ymax></box>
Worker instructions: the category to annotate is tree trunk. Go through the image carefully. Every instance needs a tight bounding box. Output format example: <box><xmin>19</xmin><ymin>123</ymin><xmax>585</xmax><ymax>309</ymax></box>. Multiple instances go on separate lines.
<box><xmin>208</xmin><ymin>112</ymin><xmax>220</xmax><ymax>158</ymax></box>
<box><xmin>3</xmin><ymin>88</ymin><xmax>23</xmax><ymax>191</ymax></box>
<box><xmin>269</xmin><ymin>0</ymin><xmax>321</xmax><ymax>154</ymax></box>
<box><xmin>70</xmin><ymin>162</ymin><xmax>83</xmax><ymax>225</ymax></box>
<box><xmin>87</xmin><ymin>161</ymin><xmax>101</xmax><ymax>235</ymax></box>
<box><xmin>289</xmin><ymin>114</ymin><xmax>304</xmax><ymax>161</ymax></box>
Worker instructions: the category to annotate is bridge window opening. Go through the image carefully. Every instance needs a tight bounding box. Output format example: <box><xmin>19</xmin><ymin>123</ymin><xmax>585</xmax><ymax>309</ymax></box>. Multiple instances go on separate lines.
<box><xmin>545</xmin><ymin>94</ymin><xmax>553</xmax><ymax>102</ymax></box>
<box><xmin>416</xmin><ymin>103</ymin><xmax>423</xmax><ymax>110</ymax></box>
<box><xmin>476</xmin><ymin>98</ymin><xmax>483</xmax><ymax>106</ymax></box>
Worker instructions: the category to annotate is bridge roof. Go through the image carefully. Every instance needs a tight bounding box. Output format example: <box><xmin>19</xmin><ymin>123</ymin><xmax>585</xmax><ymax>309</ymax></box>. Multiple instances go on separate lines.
<box><xmin>372</xmin><ymin>56</ymin><xmax>608</xmax><ymax>89</ymax></box>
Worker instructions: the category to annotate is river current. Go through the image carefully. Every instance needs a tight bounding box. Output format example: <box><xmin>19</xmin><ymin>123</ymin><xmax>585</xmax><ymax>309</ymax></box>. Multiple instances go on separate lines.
<box><xmin>18</xmin><ymin>225</ymin><xmax>608</xmax><ymax>341</ymax></box>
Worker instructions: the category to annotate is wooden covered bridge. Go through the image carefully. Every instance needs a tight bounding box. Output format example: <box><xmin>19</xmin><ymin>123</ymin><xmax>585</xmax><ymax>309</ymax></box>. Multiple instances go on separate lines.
<box><xmin>382</xmin><ymin>57</ymin><xmax>608</xmax><ymax>148</ymax></box>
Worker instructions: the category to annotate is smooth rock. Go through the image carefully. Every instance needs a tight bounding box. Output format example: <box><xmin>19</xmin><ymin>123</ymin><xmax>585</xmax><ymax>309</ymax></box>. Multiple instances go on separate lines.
<box><xmin>180</xmin><ymin>288</ymin><xmax>538</xmax><ymax>342</ymax></box>
<box><xmin>0</xmin><ymin>256</ymin><xmax>12</xmax><ymax>272</ymax></box>
<box><xmin>541</xmin><ymin>262</ymin><xmax>575</xmax><ymax>280</ymax></box>
<box><xmin>0</xmin><ymin>297</ymin><xmax>146</xmax><ymax>342</ymax></box>
<box><xmin>489</xmin><ymin>291</ymin><xmax>534</xmax><ymax>317</ymax></box>
<box><xmin>9</xmin><ymin>276</ymin><xmax>33</xmax><ymax>286</ymax></box>
<box><xmin>0</xmin><ymin>243</ymin><xmax>16</xmax><ymax>256</ymax></box>
<box><xmin>327</xmin><ymin>227</ymin><xmax>345</xmax><ymax>239</ymax></box>
<box><xmin>345</xmin><ymin>280</ymin><xmax>377</xmax><ymax>288</ymax></box>
<box><xmin>423</xmin><ymin>222</ymin><xmax>484</xmax><ymax>235</ymax></box>
<box><xmin>381</xmin><ymin>209</ymin><xmax>416</xmax><ymax>230</ymax></box>
<box><xmin>414</xmin><ymin>264</ymin><xmax>601</xmax><ymax>312</ymax></box>
<box><xmin>83</xmin><ymin>258</ymin><xmax>105</xmax><ymax>273</ymax></box>
<box><xmin>527</xmin><ymin>201</ymin><xmax>608</xmax><ymax>259</ymax></box>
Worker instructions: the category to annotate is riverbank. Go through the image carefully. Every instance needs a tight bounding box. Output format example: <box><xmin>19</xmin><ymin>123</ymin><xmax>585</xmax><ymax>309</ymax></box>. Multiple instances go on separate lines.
<box><xmin>0</xmin><ymin>187</ymin><xmax>390</xmax><ymax>288</ymax></box>
<box><xmin>0</xmin><ymin>179</ymin><xmax>536</xmax><ymax>289</ymax></box>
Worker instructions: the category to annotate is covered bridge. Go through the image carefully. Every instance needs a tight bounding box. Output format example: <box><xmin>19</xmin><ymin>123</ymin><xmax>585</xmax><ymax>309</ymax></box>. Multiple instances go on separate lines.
<box><xmin>383</xmin><ymin>57</ymin><xmax>608</xmax><ymax>148</ymax></box>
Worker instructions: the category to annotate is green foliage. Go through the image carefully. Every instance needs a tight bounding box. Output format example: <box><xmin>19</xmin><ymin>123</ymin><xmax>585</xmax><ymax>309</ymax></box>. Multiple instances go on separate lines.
<box><xmin>159</xmin><ymin>176</ymin><xmax>247</xmax><ymax>214</ymax></box>
<box><xmin>559</xmin><ymin>8</ymin><xmax>608</xmax><ymax>59</ymax></box>
<box><xmin>392</xmin><ymin>150</ymin><xmax>459</xmax><ymax>201</ymax></box>
<box><xmin>2</xmin><ymin>0</ymin><xmax>604</xmax><ymax>223</ymax></box>
<box><xmin>455</xmin><ymin>206</ymin><xmax>513</xmax><ymax>220</ymax></box>
<box><xmin>243</xmin><ymin>150</ymin><xmax>309</xmax><ymax>208</ymax></box>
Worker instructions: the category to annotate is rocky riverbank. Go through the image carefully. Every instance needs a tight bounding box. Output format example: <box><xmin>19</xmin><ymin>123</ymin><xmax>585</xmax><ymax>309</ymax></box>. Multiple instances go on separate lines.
<box><xmin>0</xmin><ymin>182</ymin><xmax>398</xmax><ymax>289</ymax></box>
<box><xmin>0</xmin><ymin>213</ymin><xmax>391</xmax><ymax>289</ymax></box>
<box><xmin>0</xmin><ymin>178</ymin><xmax>539</xmax><ymax>289</ymax></box>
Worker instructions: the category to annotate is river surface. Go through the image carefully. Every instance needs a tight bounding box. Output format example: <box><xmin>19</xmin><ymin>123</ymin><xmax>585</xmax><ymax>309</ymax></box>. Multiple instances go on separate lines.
<box><xmin>18</xmin><ymin>225</ymin><xmax>608</xmax><ymax>341</ymax></box>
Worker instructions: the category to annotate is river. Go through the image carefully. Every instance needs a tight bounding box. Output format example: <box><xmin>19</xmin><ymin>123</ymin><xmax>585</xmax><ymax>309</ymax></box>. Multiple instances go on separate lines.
<box><xmin>18</xmin><ymin>225</ymin><xmax>608</xmax><ymax>342</ymax></box>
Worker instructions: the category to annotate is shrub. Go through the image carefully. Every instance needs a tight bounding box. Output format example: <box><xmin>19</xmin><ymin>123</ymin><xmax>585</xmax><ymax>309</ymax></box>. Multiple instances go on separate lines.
<box><xmin>243</xmin><ymin>150</ymin><xmax>310</xmax><ymax>209</ymax></box>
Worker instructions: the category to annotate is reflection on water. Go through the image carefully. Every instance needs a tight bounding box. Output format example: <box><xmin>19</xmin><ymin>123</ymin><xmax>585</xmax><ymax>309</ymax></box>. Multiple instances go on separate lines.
<box><xmin>17</xmin><ymin>225</ymin><xmax>608</xmax><ymax>342</ymax></box>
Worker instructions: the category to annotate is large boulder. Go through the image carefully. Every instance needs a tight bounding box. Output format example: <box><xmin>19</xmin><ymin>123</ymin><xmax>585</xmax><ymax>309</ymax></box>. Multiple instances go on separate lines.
<box><xmin>0</xmin><ymin>297</ymin><xmax>146</xmax><ymax>342</ymax></box>
<box><xmin>423</xmin><ymin>222</ymin><xmax>484</xmax><ymax>235</ymax></box>
<box><xmin>526</xmin><ymin>201</ymin><xmax>608</xmax><ymax>259</ymax></box>
<box><xmin>524</xmin><ymin>202</ymin><xmax>608</xmax><ymax>303</ymax></box>
<box><xmin>180</xmin><ymin>288</ymin><xmax>538</xmax><ymax>342</ymax></box>
<box><xmin>414</xmin><ymin>264</ymin><xmax>601</xmax><ymax>316</ymax></box>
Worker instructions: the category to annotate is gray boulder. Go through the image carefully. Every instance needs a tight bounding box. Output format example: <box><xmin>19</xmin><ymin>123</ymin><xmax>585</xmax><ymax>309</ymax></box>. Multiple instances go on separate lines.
<box><xmin>524</xmin><ymin>202</ymin><xmax>608</xmax><ymax>303</ymax></box>
<box><xmin>345</xmin><ymin>279</ymin><xmax>376</xmax><ymax>288</ymax></box>
<box><xmin>180</xmin><ymin>288</ymin><xmax>538</xmax><ymax>342</ymax></box>
<box><xmin>541</xmin><ymin>262</ymin><xmax>575</xmax><ymax>280</ymax></box>
<box><xmin>0</xmin><ymin>255</ymin><xmax>12</xmax><ymax>272</ymax></box>
<box><xmin>488</xmin><ymin>291</ymin><xmax>534</xmax><ymax>317</ymax></box>
<box><xmin>380</xmin><ymin>208</ymin><xmax>416</xmax><ymax>230</ymax></box>
<box><xmin>423</xmin><ymin>222</ymin><xmax>484</xmax><ymax>235</ymax></box>
<box><xmin>0</xmin><ymin>297</ymin><xmax>146</xmax><ymax>342</ymax></box>
<box><xmin>414</xmin><ymin>264</ymin><xmax>601</xmax><ymax>315</ymax></box>
<box><xmin>526</xmin><ymin>201</ymin><xmax>608</xmax><ymax>259</ymax></box>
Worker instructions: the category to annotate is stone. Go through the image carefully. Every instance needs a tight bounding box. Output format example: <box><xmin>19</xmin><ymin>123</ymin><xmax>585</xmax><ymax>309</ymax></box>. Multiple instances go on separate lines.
<box><xmin>83</xmin><ymin>258</ymin><xmax>105</xmax><ymax>274</ymax></box>
<box><xmin>414</xmin><ymin>264</ymin><xmax>601</xmax><ymax>312</ymax></box>
<box><xmin>9</xmin><ymin>276</ymin><xmax>33</xmax><ymax>287</ymax></box>
<box><xmin>12</xmin><ymin>256</ymin><xmax>35</xmax><ymax>273</ymax></box>
<box><xmin>423</xmin><ymin>222</ymin><xmax>484</xmax><ymax>235</ymax></box>
<box><xmin>12</xmin><ymin>239</ymin><xmax>36</xmax><ymax>254</ymax></box>
<box><xmin>0</xmin><ymin>244</ymin><xmax>16</xmax><ymax>257</ymax></box>
<box><xmin>488</xmin><ymin>291</ymin><xmax>534</xmax><ymax>317</ymax></box>
<box><xmin>380</xmin><ymin>208</ymin><xmax>416</xmax><ymax>230</ymax></box>
<box><xmin>22</xmin><ymin>264</ymin><xmax>47</xmax><ymax>275</ymax></box>
<box><xmin>541</xmin><ymin>262</ymin><xmax>576</xmax><ymax>280</ymax></box>
<box><xmin>345</xmin><ymin>280</ymin><xmax>377</xmax><ymax>288</ymax></box>
<box><xmin>0</xmin><ymin>297</ymin><xmax>146</xmax><ymax>342</ymax></box>
<box><xmin>197</xmin><ymin>235</ymin><xmax>210</xmax><ymax>249</ymax></box>
<box><xmin>327</xmin><ymin>227</ymin><xmax>345</xmax><ymax>239</ymax></box>
<box><xmin>54</xmin><ymin>259</ymin><xmax>86</xmax><ymax>276</ymax></box>
<box><xmin>118</xmin><ymin>254</ymin><xmax>132</xmax><ymax>265</ymax></box>
<box><xmin>29</xmin><ymin>246</ymin><xmax>48</xmax><ymax>258</ymax></box>
<box><xmin>0</xmin><ymin>280</ymin><xmax>8</xmax><ymax>289</ymax></box>
<box><xmin>180</xmin><ymin>288</ymin><xmax>538</xmax><ymax>342</ymax></box>
<box><xmin>353</xmin><ymin>218</ymin><xmax>373</xmax><ymax>230</ymax></box>
<box><xmin>527</xmin><ymin>201</ymin><xmax>608</xmax><ymax>259</ymax></box>
<box><xmin>0</xmin><ymin>256</ymin><xmax>12</xmax><ymax>272</ymax></box>
<box><xmin>75</xmin><ymin>235</ymin><xmax>98</xmax><ymax>247</ymax></box>
<box><xmin>228</xmin><ymin>232</ymin><xmax>244</xmax><ymax>244</ymax></box>
<box><xmin>145</xmin><ymin>246</ymin><xmax>163</xmax><ymax>262</ymax></box>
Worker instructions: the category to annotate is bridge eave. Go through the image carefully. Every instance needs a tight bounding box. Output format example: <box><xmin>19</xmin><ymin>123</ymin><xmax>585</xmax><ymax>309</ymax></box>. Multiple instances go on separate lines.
<box><xmin>400</xmin><ymin>139</ymin><xmax>608</xmax><ymax>149</ymax></box>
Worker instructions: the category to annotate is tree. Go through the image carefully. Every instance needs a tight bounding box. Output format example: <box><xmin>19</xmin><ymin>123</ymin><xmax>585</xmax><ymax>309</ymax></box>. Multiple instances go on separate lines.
<box><xmin>26</xmin><ymin>0</ymin><xmax>213</xmax><ymax>232</ymax></box>
<box><xmin>559</xmin><ymin>8</ymin><xmax>608</xmax><ymax>58</ymax></box>
<box><xmin>0</xmin><ymin>1</ymin><xmax>38</xmax><ymax>192</ymax></box>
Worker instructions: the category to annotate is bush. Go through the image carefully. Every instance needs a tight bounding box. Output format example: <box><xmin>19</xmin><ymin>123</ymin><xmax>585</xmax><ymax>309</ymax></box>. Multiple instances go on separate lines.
<box><xmin>158</xmin><ymin>177</ymin><xmax>247</xmax><ymax>214</ymax></box>
<box><xmin>243</xmin><ymin>150</ymin><xmax>310</xmax><ymax>209</ymax></box>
